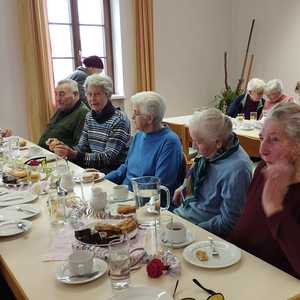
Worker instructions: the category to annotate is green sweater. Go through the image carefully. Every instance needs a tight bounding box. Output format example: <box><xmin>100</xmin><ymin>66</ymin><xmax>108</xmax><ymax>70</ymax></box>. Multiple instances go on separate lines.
<box><xmin>38</xmin><ymin>101</ymin><xmax>89</xmax><ymax>150</ymax></box>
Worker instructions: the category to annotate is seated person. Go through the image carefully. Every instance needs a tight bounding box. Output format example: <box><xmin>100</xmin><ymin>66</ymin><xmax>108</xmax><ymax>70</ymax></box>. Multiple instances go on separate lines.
<box><xmin>263</xmin><ymin>79</ymin><xmax>294</xmax><ymax>114</ymax></box>
<box><xmin>54</xmin><ymin>74</ymin><xmax>130</xmax><ymax>173</ymax></box>
<box><xmin>295</xmin><ymin>81</ymin><xmax>300</xmax><ymax>103</ymax></box>
<box><xmin>229</xmin><ymin>102</ymin><xmax>300</xmax><ymax>279</ymax></box>
<box><xmin>105</xmin><ymin>91</ymin><xmax>183</xmax><ymax>207</ymax></box>
<box><xmin>38</xmin><ymin>79</ymin><xmax>89</xmax><ymax>150</ymax></box>
<box><xmin>67</xmin><ymin>55</ymin><xmax>103</xmax><ymax>107</ymax></box>
<box><xmin>227</xmin><ymin>78</ymin><xmax>265</xmax><ymax>119</ymax></box>
<box><xmin>0</xmin><ymin>128</ymin><xmax>12</xmax><ymax>138</ymax></box>
<box><xmin>173</xmin><ymin>108</ymin><xmax>252</xmax><ymax>238</ymax></box>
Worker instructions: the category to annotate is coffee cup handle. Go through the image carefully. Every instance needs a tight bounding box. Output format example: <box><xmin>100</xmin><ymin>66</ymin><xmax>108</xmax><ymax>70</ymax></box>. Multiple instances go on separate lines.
<box><xmin>160</xmin><ymin>185</ymin><xmax>170</xmax><ymax>211</ymax></box>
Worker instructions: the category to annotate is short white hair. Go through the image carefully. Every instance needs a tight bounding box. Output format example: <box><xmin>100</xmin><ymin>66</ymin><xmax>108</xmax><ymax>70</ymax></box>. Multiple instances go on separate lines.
<box><xmin>267</xmin><ymin>102</ymin><xmax>300</xmax><ymax>144</ymax></box>
<box><xmin>130</xmin><ymin>91</ymin><xmax>166</xmax><ymax>124</ymax></box>
<box><xmin>189</xmin><ymin>108</ymin><xmax>233</xmax><ymax>143</ymax></box>
<box><xmin>84</xmin><ymin>74</ymin><xmax>113</xmax><ymax>97</ymax></box>
<box><xmin>57</xmin><ymin>79</ymin><xmax>79</xmax><ymax>93</ymax></box>
<box><xmin>247</xmin><ymin>78</ymin><xmax>265</xmax><ymax>93</ymax></box>
<box><xmin>265</xmin><ymin>79</ymin><xmax>283</xmax><ymax>94</ymax></box>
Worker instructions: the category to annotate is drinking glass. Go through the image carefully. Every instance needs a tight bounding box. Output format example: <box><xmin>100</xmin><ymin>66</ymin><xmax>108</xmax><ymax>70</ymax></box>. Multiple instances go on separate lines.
<box><xmin>235</xmin><ymin>113</ymin><xmax>245</xmax><ymax>128</ymax></box>
<box><xmin>9</xmin><ymin>137</ymin><xmax>20</xmax><ymax>168</ymax></box>
<box><xmin>131</xmin><ymin>176</ymin><xmax>170</xmax><ymax>228</ymax></box>
<box><xmin>250</xmin><ymin>112</ymin><xmax>257</xmax><ymax>121</ymax></box>
<box><xmin>48</xmin><ymin>190</ymin><xmax>67</xmax><ymax>225</ymax></box>
<box><xmin>108</xmin><ymin>236</ymin><xmax>130</xmax><ymax>290</ymax></box>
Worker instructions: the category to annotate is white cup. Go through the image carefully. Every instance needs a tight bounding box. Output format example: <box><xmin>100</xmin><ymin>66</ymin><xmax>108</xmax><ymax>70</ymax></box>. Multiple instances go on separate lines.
<box><xmin>68</xmin><ymin>251</ymin><xmax>94</xmax><ymax>276</ymax></box>
<box><xmin>113</xmin><ymin>185</ymin><xmax>128</xmax><ymax>200</ymax></box>
<box><xmin>165</xmin><ymin>221</ymin><xmax>187</xmax><ymax>244</ymax></box>
<box><xmin>91</xmin><ymin>186</ymin><xmax>107</xmax><ymax>211</ymax></box>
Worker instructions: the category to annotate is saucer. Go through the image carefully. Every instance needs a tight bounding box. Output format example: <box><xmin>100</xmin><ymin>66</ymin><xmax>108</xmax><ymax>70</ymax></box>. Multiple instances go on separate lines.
<box><xmin>56</xmin><ymin>257</ymin><xmax>107</xmax><ymax>284</ymax></box>
<box><xmin>161</xmin><ymin>231</ymin><xmax>194</xmax><ymax>248</ymax></box>
<box><xmin>109</xmin><ymin>193</ymin><xmax>135</xmax><ymax>203</ymax></box>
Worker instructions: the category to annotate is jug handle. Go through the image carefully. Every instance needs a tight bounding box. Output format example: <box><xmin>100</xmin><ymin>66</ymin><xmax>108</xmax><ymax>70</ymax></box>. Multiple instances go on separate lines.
<box><xmin>160</xmin><ymin>185</ymin><xmax>170</xmax><ymax>211</ymax></box>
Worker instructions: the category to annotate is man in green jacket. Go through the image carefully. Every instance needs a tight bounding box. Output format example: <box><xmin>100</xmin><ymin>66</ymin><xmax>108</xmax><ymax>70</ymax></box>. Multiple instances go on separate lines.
<box><xmin>38</xmin><ymin>79</ymin><xmax>89</xmax><ymax>150</ymax></box>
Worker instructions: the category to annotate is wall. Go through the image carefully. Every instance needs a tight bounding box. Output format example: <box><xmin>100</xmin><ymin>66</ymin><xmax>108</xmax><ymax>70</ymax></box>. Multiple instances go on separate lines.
<box><xmin>231</xmin><ymin>0</ymin><xmax>300</xmax><ymax>98</ymax></box>
<box><xmin>0</xmin><ymin>0</ymin><xmax>28</xmax><ymax>138</ymax></box>
<box><xmin>153</xmin><ymin>0</ymin><xmax>232</xmax><ymax>117</ymax></box>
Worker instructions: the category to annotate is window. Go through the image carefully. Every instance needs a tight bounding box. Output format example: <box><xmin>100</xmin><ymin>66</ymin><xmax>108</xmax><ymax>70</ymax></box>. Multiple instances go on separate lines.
<box><xmin>46</xmin><ymin>0</ymin><xmax>114</xmax><ymax>85</ymax></box>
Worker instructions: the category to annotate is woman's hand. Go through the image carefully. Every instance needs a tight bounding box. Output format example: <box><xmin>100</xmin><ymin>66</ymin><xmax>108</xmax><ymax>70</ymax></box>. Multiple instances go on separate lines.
<box><xmin>262</xmin><ymin>160</ymin><xmax>295</xmax><ymax>217</ymax></box>
<box><xmin>172</xmin><ymin>186</ymin><xmax>184</xmax><ymax>206</ymax></box>
<box><xmin>53</xmin><ymin>144</ymin><xmax>77</xmax><ymax>160</ymax></box>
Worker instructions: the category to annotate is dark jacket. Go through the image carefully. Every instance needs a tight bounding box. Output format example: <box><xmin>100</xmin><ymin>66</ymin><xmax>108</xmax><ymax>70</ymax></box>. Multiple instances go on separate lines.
<box><xmin>227</xmin><ymin>93</ymin><xmax>265</xmax><ymax>119</ymax></box>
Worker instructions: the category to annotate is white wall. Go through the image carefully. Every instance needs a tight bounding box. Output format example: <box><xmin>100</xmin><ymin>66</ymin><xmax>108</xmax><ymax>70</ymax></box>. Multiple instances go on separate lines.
<box><xmin>0</xmin><ymin>0</ymin><xmax>28</xmax><ymax>138</ymax></box>
<box><xmin>153</xmin><ymin>0</ymin><xmax>232</xmax><ymax>117</ymax></box>
<box><xmin>231</xmin><ymin>0</ymin><xmax>300</xmax><ymax>98</ymax></box>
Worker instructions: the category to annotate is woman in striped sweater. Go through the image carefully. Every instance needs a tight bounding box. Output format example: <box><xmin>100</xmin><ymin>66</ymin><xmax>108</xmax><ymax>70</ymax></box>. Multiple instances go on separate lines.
<box><xmin>54</xmin><ymin>74</ymin><xmax>130</xmax><ymax>173</ymax></box>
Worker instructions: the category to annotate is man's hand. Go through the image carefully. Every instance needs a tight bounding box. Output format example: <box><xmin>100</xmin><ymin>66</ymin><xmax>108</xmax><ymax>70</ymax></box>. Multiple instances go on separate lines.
<box><xmin>53</xmin><ymin>144</ymin><xmax>77</xmax><ymax>160</ymax></box>
<box><xmin>172</xmin><ymin>186</ymin><xmax>185</xmax><ymax>206</ymax></box>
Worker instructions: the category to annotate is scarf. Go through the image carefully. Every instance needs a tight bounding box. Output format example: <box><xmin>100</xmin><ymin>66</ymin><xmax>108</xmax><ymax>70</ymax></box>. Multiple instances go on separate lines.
<box><xmin>91</xmin><ymin>101</ymin><xmax>116</xmax><ymax>124</ymax></box>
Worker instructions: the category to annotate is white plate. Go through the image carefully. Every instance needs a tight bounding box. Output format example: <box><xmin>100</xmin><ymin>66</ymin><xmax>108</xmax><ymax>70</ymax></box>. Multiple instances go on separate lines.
<box><xmin>73</xmin><ymin>172</ymin><xmax>105</xmax><ymax>184</ymax></box>
<box><xmin>0</xmin><ymin>219</ymin><xmax>32</xmax><ymax>237</ymax></box>
<box><xmin>238</xmin><ymin>125</ymin><xmax>254</xmax><ymax>131</ymax></box>
<box><xmin>183</xmin><ymin>240</ymin><xmax>241</xmax><ymax>268</ymax></box>
<box><xmin>0</xmin><ymin>204</ymin><xmax>40</xmax><ymax>220</ymax></box>
<box><xmin>56</xmin><ymin>257</ymin><xmax>107</xmax><ymax>284</ymax></box>
<box><xmin>0</xmin><ymin>191</ymin><xmax>38</xmax><ymax>207</ymax></box>
<box><xmin>108</xmin><ymin>286</ymin><xmax>172</xmax><ymax>300</ymax></box>
<box><xmin>109</xmin><ymin>203</ymin><xmax>136</xmax><ymax>217</ymax></box>
<box><xmin>76</xmin><ymin>219</ymin><xmax>138</xmax><ymax>247</ymax></box>
<box><xmin>161</xmin><ymin>231</ymin><xmax>194</xmax><ymax>249</ymax></box>
<box><xmin>109</xmin><ymin>192</ymin><xmax>135</xmax><ymax>203</ymax></box>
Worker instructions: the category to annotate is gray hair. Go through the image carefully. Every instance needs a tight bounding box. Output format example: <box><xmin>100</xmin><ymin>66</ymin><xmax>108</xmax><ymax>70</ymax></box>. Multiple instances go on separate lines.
<box><xmin>84</xmin><ymin>74</ymin><xmax>113</xmax><ymax>97</ymax></box>
<box><xmin>57</xmin><ymin>79</ymin><xmax>79</xmax><ymax>93</ymax></box>
<box><xmin>130</xmin><ymin>91</ymin><xmax>166</xmax><ymax>124</ymax></box>
<box><xmin>189</xmin><ymin>108</ymin><xmax>233</xmax><ymax>143</ymax></box>
<box><xmin>265</xmin><ymin>79</ymin><xmax>283</xmax><ymax>94</ymax></box>
<box><xmin>267</xmin><ymin>102</ymin><xmax>300</xmax><ymax>144</ymax></box>
<box><xmin>247</xmin><ymin>78</ymin><xmax>265</xmax><ymax>93</ymax></box>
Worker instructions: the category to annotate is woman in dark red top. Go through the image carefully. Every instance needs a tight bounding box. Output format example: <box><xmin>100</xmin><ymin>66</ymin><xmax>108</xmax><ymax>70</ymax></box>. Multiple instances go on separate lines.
<box><xmin>230</xmin><ymin>102</ymin><xmax>300</xmax><ymax>279</ymax></box>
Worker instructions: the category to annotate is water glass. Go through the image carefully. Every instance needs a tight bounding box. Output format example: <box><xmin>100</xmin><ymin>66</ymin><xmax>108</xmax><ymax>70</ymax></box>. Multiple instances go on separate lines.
<box><xmin>250</xmin><ymin>112</ymin><xmax>257</xmax><ymax>121</ymax></box>
<box><xmin>48</xmin><ymin>191</ymin><xmax>67</xmax><ymax>225</ymax></box>
<box><xmin>8</xmin><ymin>136</ymin><xmax>20</xmax><ymax>161</ymax></box>
<box><xmin>108</xmin><ymin>236</ymin><xmax>130</xmax><ymax>290</ymax></box>
<box><xmin>235</xmin><ymin>113</ymin><xmax>245</xmax><ymax>128</ymax></box>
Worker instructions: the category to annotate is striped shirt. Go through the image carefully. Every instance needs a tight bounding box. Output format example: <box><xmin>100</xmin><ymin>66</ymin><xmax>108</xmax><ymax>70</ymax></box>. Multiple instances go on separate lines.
<box><xmin>75</xmin><ymin>110</ymin><xmax>131</xmax><ymax>173</ymax></box>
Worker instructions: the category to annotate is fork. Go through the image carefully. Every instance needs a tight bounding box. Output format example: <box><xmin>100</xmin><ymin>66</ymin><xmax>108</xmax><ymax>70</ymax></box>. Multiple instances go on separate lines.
<box><xmin>208</xmin><ymin>236</ymin><xmax>219</xmax><ymax>257</ymax></box>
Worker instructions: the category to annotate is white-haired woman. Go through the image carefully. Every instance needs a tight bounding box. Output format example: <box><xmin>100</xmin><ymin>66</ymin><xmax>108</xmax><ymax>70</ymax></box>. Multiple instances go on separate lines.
<box><xmin>173</xmin><ymin>108</ymin><xmax>252</xmax><ymax>237</ymax></box>
<box><xmin>54</xmin><ymin>74</ymin><xmax>130</xmax><ymax>173</ymax></box>
<box><xmin>105</xmin><ymin>91</ymin><xmax>183</xmax><ymax>207</ymax></box>
<box><xmin>230</xmin><ymin>102</ymin><xmax>300</xmax><ymax>279</ymax></box>
<box><xmin>228</xmin><ymin>78</ymin><xmax>265</xmax><ymax>119</ymax></box>
<box><xmin>263</xmin><ymin>79</ymin><xmax>293</xmax><ymax>113</ymax></box>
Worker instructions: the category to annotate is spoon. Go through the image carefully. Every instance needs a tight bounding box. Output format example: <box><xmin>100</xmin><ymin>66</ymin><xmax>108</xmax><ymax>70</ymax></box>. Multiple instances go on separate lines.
<box><xmin>17</xmin><ymin>222</ymin><xmax>26</xmax><ymax>231</ymax></box>
<box><xmin>208</xmin><ymin>236</ymin><xmax>219</xmax><ymax>257</ymax></box>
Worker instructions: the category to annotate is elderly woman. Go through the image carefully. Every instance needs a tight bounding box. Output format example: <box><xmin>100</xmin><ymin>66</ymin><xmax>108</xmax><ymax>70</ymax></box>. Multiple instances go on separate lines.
<box><xmin>0</xmin><ymin>128</ymin><xmax>12</xmax><ymax>138</ymax></box>
<box><xmin>105</xmin><ymin>91</ymin><xmax>183</xmax><ymax>206</ymax></box>
<box><xmin>173</xmin><ymin>108</ymin><xmax>252</xmax><ymax>238</ymax></box>
<box><xmin>229</xmin><ymin>102</ymin><xmax>300</xmax><ymax>279</ymax></box>
<box><xmin>262</xmin><ymin>79</ymin><xmax>293</xmax><ymax>114</ymax></box>
<box><xmin>54</xmin><ymin>74</ymin><xmax>130</xmax><ymax>173</ymax></box>
<box><xmin>227</xmin><ymin>78</ymin><xmax>265</xmax><ymax>119</ymax></box>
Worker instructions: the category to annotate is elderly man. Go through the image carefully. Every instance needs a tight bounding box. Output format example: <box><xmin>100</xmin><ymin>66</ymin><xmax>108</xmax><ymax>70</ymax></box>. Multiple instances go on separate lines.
<box><xmin>54</xmin><ymin>74</ymin><xmax>130</xmax><ymax>173</ymax></box>
<box><xmin>105</xmin><ymin>91</ymin><xmax>183</xmax><ymax>205</ymax></box>
<box><xmin>173</xmin><ymin>108</ymin><xmax>252</xmax><ymax>238</ymax></box>
<box><xmin>38</xmin><ymin>79</ymin><xmax>89</xmax><ymax>150</ymax></box>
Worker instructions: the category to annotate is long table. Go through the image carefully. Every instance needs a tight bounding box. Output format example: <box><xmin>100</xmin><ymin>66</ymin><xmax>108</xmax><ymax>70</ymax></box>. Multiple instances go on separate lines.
<box><xmin>0</xmin><ymin>143</ymin><xmax>299</xmax><ymax>300</ymax></box>
<box><xmin>163</xmin><ymin>115</ymin><xmax>261</xmax><ymax>159</ymax></box>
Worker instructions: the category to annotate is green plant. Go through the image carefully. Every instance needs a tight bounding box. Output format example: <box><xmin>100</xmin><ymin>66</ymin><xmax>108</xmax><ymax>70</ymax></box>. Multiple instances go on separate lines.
<box><xmin>214</xmin><ymin>86</ymin><xmax>242</xmax><ymax>113</ymax></box>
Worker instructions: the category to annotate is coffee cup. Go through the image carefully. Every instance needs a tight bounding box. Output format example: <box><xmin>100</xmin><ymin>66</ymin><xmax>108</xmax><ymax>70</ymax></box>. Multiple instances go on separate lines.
<box><xmin>68</xmin><ymin>250</ymin><xmax>94</xmax><ymax>276</ymax></box>
<box><xmin>113</xmin><ymin>185</ymin><xmax>128</xmax><ymax>200</ymax></box>
<box><xmin>91</xmin><ymin>186</ymin><xmax>107</xmax><ymax>211</ymax></box>
<box><xmin>165</xmin><ymin>221</ymin><xmax>187</xmax><ymax>244</ymax></box>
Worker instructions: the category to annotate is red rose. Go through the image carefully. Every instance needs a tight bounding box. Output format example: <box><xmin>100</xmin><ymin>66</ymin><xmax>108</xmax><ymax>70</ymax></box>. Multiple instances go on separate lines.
<box><xmin>146</xmin><ymin>258</ymin><xmax>169</xmax><ymax>278</ymax></box>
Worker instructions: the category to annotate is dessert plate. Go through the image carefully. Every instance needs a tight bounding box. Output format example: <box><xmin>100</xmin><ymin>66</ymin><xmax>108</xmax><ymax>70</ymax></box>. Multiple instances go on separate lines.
<box><xmin>0</xmin><ymin>191</ymin><xmax>38</xmax><ymax>207</ymax></box>
<box><xmin>0</xmin><ymin>204</ymin><xmax>40</xmax><ymax>220</ymax></box>
<box><xmin>0</xmin><ymin>219</ymin><xmax>32</xmax><ymax>237</ymax></box>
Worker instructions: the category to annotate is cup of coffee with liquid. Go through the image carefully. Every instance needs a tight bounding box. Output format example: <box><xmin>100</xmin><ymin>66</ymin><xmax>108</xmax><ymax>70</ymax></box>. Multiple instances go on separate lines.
<box><xmin>165</xmin><ymin>221</ymin><xmax>187</xmax><ymax>244</ymax></box>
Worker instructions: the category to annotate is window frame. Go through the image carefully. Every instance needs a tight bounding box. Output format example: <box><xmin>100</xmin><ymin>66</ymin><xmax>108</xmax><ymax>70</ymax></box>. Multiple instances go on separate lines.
<box><xmin>48</xmin><ymin>0</ymin><xmax>114</xmax><ymax>84</ymax></box>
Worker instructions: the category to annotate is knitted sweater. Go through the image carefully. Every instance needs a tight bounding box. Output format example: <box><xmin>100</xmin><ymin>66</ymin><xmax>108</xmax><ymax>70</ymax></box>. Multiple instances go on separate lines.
<box><xmin>105</xmin><ymin>127</ymin><xmax>183</xmax><ymax>198</ymax></box>
<box><xmin>75</xmin><ymin>109</ymin><xmax>130</xmax><ymax>173</ymax></box>
<box><xmin>38</xmin><ymin>101</ymin><xmax>89</xmax><ymax>150</ymax></box>
<box><xmin>229</xmin><ymin>162</ymin><xmax>300</xmax><ymax>279</ymax></box>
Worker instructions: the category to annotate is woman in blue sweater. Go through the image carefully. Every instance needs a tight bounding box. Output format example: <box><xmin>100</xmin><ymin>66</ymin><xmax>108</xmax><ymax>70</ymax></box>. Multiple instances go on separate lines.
<box><xmin>105</xmin><ymin>91</ymin><xmax>183</xmax><ymax>208</ymax></box>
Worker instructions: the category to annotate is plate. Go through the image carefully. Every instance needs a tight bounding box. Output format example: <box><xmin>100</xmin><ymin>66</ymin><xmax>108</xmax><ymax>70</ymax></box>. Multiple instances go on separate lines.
<box><xmin>75</xmin><ymin>219</ymin><xmax>138</xmax><ymax>247</ymax></box>
<box><xmin>183</xmin><ymin>240</ymin><xmax>241</xmax><ymax>268</ymax></box>
<box><xmin>0</xmin><ymin>219</ymin><xmax>32</xmax><ymax>237</ymax></box>
<box><xmin>56</xmin><ymin>257</ymin><xmax>107</xmax><ymax>285</ymax></box>
<box><xmin>0</xmin><ymin>191</ymin><xmax>38</xmax><ymax>207</ymax></box>
<box><xmin>109</xmin><ymin>203</ymin><xmax>136</xmax><ymax>217</ymax></box>
<box><xmin>161</xmin><ymin>231</ymin><xmax>194</xmax><ymax>249</ymax></box>
<box><xmin>73</xmin><ymin>172</ymin><xmax>105</xmax><ymax>184</ymax></box>
<box><xmin>239</xmin><ymin>126</ymin><xmax>254</xmax><ymax>131</ymax></box>
<box><xmin>109</xmin><ymin>192</ymin><xmax>135</xmax><ymax>203</ymax></box>
<box><xmin>0</xmin><ymin>204</ymin><xmax>40</xmax><ymax>220</ymax></box>
<box><xmin>108</xmin><ymin>286</ymin><xmax>172</xmax><ymax>300</ymax></box>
